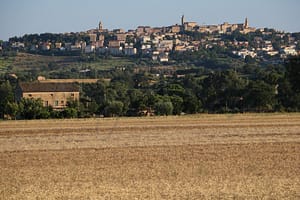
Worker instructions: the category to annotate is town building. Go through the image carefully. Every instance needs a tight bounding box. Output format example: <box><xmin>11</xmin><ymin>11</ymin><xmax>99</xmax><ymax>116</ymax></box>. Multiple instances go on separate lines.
<box><xmin>181</xmin><ymin>15</ymin><xmax>198</xmax><ymax>31</ymax></box>
<box><xmin>116</xmin><ymin>33</ymin><xmax>127</xmax><ymax>41</ymax></box>
<box><xmin>85</xmin><ymin>45</ymin><xmax>96</xmax><ymax>53</ymax></box>
<box><xmin>124</xmin><ymin>46</ymin><xmax>137</xmax><ymax>56</ymax></box>
<box><xmin>170</xmin><ymin>25</ymin><xmax>181</xmax><ymax>33</ymax></box>
<box><xmin>109</xmin><ymin>40</ymin><xmax>121</xmax><ymax>48</ymax></box>
<box><xmin>89</xmin><ymin>34</ymin><xmax>97</xmax><ymax>42</ymax></box>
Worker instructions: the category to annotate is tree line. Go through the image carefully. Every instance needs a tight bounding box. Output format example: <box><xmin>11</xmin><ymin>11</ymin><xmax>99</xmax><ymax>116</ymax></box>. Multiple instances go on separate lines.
<box><xmin>0</xmin><ymin>56</ymin><xmax>299</xmax><ymax>119</ymax></box>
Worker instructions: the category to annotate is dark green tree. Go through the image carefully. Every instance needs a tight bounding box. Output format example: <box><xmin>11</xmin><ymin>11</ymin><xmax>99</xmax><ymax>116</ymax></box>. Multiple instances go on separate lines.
<box><xmin>127</xmin><ymin>89</ymin><xmax>145</xmax><ymax>115</ymax></box>
<box><xmin>285</xmin><ymin>56</ymin><xmax>300</xmax><ymax>93</ymax></box>
<box><xmin>277</xmin><ymin>56</ymin><xmax>300</xmax><ymax>111</ymax></box>
<box><xmin>0</xmin><ymin>81</ymin><xmax>14</xmax><ymax>119</ymax></box>
<box><xmin>170</xmin><ymin>95</ymin><xmax>184</xmax><ymax>115</ymax></box>
<box><xmin>86</xmin><ymin>101</ymin><xmax>99</xmax><ymax>116</ymax></box>
<box><xmin>104</xmin><ymin>101</ymin><xmax>124</xmax><ymax>117</ymax></box>
<box><xmin>200</xmin><ymin>70</ymin><xmax>246</xmax><ymax>112</ymax></box>
<box><xmin>183</xmin><ymin>92</ymin><xmax>201</xmax><ymax>114</ymax></box>
<box><xmin>244</xmin><ymin>81</ymin><xmax>276</xmax><ymax>112</ymax></box>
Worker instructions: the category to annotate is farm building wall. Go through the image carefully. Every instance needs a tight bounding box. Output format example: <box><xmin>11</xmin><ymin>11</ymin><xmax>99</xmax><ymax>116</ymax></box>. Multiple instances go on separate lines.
<box><xmin>22</xmin><ymin>91</ymin><xmax>79</xmax><ymax>109</ymax></box>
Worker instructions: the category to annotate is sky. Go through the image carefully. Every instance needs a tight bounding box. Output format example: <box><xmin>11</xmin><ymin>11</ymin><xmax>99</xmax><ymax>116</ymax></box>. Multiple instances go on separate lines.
<box><xmin>0</xmin><ymin>0</ymin><xmax>300</xmax><ymax>41</ymax></box>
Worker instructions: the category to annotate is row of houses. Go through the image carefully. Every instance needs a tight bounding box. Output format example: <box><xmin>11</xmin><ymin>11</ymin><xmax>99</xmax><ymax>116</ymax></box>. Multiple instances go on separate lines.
<box><xmin>233</xmin><ymin>45</ymin><xmax>299</xmax><ymax>59</ymax></box>
<box><xmin>133</xmin><ymin>16</ymin><xmax>253</xmax><ymax>35</ymax></box>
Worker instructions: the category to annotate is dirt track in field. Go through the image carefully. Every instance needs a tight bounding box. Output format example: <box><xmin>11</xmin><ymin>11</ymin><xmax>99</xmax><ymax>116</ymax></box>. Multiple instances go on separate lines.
<box><xmin>0</xmin><ymin>114</ymin><xmax>300</xmax><ymax>199</ymax></box>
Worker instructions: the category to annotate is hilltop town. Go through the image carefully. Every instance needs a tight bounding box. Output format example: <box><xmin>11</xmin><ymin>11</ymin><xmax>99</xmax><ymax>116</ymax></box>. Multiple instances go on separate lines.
<box><xmin>3</xmin><ymin>16</ymin><xmax>300</xmax><ymax>63</ymax></box>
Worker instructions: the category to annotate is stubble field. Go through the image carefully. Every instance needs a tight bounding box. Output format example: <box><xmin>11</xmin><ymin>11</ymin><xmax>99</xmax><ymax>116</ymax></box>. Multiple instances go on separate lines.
<box><xmin>0</xmin><ymin>114</ymin><xmax>299</xmax><ymax>199</ymax></box>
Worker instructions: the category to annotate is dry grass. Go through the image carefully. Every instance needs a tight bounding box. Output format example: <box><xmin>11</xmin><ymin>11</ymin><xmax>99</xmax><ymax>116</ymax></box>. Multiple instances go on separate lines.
<box><xmin>0</xmin><ymin>114</ymin><xmax>299</xmax><ymax>199</ymax></box>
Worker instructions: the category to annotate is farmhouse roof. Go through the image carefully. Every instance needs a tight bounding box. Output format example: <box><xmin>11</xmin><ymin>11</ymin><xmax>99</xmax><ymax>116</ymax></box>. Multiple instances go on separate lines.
<box><xmin>19</xmin><ymin>82</ymin><xmax>80</xmax><ymax>93</ymax></box>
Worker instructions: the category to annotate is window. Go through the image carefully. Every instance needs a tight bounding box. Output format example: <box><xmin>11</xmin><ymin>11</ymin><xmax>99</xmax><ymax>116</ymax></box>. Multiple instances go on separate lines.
<box><xmin>54</xmin><ymin>100</ymin><xmax>59</xmax><ymax>106</ymax></box>
<box><xmin>45</xmin><ymin>101</ymin><xmax>49</xmax><ymax>107</ymax></box>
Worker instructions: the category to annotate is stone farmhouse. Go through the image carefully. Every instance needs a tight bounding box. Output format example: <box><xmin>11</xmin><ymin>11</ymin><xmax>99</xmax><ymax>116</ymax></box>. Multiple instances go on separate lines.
<box><xmin>16</xmin><ymin>82</ymin><xmax>80</xmax><ymax>110</ymax></box>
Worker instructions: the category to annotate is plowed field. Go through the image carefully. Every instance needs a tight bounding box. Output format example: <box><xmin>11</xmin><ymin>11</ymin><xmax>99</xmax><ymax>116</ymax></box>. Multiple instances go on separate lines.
<box><xmin>1</xmin><ymin>114</ymin><xmax>299</xmax><ymax>199</ymax></box>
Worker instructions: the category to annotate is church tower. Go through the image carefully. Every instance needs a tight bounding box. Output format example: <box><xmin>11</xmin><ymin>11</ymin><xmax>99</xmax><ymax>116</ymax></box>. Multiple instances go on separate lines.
<box><xmin>181</xmin><ymin>15</ymin><xmax>186</xmax><ymax>32</ymax></box>
<box><xmin>244</xmin><ymin>17</ymin><xmax>249</xmax><ymax>29</ymax></box>
<box><xmin>99</xmin><ymin>21</ymin><xmax>103</xmax><ymax>31</ymax></box>
<box><xmin>181</xmin><ymin>15</ymin><xmax>185</xmax><ymax>27</ymax></box>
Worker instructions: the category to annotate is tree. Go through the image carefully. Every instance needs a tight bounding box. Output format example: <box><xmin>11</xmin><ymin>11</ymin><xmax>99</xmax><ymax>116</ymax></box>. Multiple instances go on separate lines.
<box><xmin>62</xmin><ymin>107</ymin><xmax>78</xmax><ymax>118</ymax></box>
<box><xmin>0</xmin><ymin>81</ymin><xmax>14</xmax><ymax>119</ymax></box>
<box><xmin>183</xmin><ymin>92</ymin><xmax>201</xmax><ymax>114</ymax></box>
<box><xmin>154</xmin><ymin>101</ymin><xmax>173</xmax><ymax>116</ymax></box>
<box><xmin>277</xmin><ymin>56</ymin><xmax>300</xmax><ymax>111</ymax></box>
<box><xmin>142</xmin><ymin>91</ymin><xmax>160</xmax><ymax>110</ymax></box>
<box><xmin>277</xmin><ymin>78</ymin><xmax>300</xmax><ymax>111</ymax></box>
<box><xmin>62</xmin><ymin>100</ymin><xmax>80</xmax><ymax>118</ymax></box>
<box><xmin>285</xmin><ymin>56</ymin><xmax>300</xmax><ymax>93</ymax></box>
<box><xmin>86</xmin><ymin>101</ymin><xmax>99</xmax><ymax>116</ymax></box>
<box><xmin>82</xmin><ymin>81</ymin><xmax>108</xmax><ymax>110</ymax></box>
<box><xmin>200</xmin><ymin>70</ymin><xmax>246</xmax><ymax>112</ymax></box>
<box><xmin>104</xmin><ymin>101</ymin><xmax>124</xmax><ymax>117</ymax></box>
<box><xmin>244</xmin><ymin>81</ymin><xmax>276</xmax><ymax>112</ymax></box>
<box><xmin>110</xmin><ymin>81</ymin><xmax>131</xmax><ymax>113</ymax></box>
<box><xmin>19</xmin><ymin>98</ymin><xmax>49</xmax><ymax>119</ymax></box>
<box><xmin>170</xmin><ymin>95</ymin><xmax>183</xmax><ymax>115</ymax></box>
<box><xmin>4</xmin><ymin>102</ymin><xmax>19</xmax><ymax>120</ymax></box>
<box><xmin>127</xmin><ymin>89</ymin><xmax>145</xmax><ymax>115</ymax></box>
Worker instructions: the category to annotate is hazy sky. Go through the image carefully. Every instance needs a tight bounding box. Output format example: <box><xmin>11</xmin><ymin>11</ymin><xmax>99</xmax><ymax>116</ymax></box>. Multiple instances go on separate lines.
<box><xmin>1</xmin><ymin>0</ymin><xmax>299</xmax><ymax>40</ymax></box>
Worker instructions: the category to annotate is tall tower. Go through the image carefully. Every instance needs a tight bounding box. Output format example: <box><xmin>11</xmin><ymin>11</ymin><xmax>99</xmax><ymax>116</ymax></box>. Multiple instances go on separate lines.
<box><xmin>244</xmin><ymin>17</ymin><xmax>249</xmax><ymax>29</ymax></box>
<box><xmin>99</xmin><ymin>21</ymin><xmax>103</xmax><ymax>31</ymax></box>
<box><xmin>181</xmin><ymin>15</ymin><xmax>185</xmax><ymax>26</ymax></box>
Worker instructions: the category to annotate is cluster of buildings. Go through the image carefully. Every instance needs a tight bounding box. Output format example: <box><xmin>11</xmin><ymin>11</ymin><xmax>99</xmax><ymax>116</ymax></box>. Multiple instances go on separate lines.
<box><xmin>82</xmin><ymin>16</ymin><xmax>258</xmax><ymax>61</ymax></box>
<box><xmin>2</xmin><ymin>16</ymin><xmax>299</xmax><ymax>62</ymax></box>
<box><xmin>232</xmin><ymin>32</ymin><xmax>299</xmax><ymax>59</ymax></box>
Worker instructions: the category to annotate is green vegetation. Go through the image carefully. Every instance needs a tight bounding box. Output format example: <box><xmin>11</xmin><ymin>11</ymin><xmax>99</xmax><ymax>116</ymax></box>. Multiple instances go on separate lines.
<box><xmin>0</xmin><ymin>52</ymin><xmax>135</xmax><ymax>80</ymax></box>
<box><xmin>0</xmin><ymin>56</ymin><xmax>299</xmax><ymax>119</ymax></box>
<box><xmin>0</xmin><ymin>54</ymin><xmax>14</xmax><ymax>74</ymax></box>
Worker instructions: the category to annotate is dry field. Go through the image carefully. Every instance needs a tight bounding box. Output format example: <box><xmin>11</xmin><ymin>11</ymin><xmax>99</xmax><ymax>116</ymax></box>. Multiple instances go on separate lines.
<box><xmin>0</xmin><ymin>114</ymin><xmax>299</xmax><ymax>199</ymax></box>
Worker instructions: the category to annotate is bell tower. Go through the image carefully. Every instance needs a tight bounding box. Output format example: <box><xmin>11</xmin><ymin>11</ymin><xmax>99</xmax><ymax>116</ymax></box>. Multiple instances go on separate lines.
<box><xmin>244</xmin><ymin>17</ymin><xmax>249</xmax><ymax>29</ymax></box>
<box><xmin>181</xmin><ymin>15</ymin><xmax>186</xmax><ymax>32</ymax></box>
<box><xmin>99</xmin><ymin>21</ymin><xmax>103</xmax><ymax>31</ymax></box>
<box><xmin>181</xmin><ymin>15</ymin><xmax>185</xmax><ymax>26</ymax></box>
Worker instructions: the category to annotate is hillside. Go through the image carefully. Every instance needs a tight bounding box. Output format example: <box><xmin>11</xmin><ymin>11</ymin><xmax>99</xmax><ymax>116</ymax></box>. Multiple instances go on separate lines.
<box><xmin>1</xmin><ymin>52</ymin><xmax>135</xmax><ymax>79</ymax></box>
